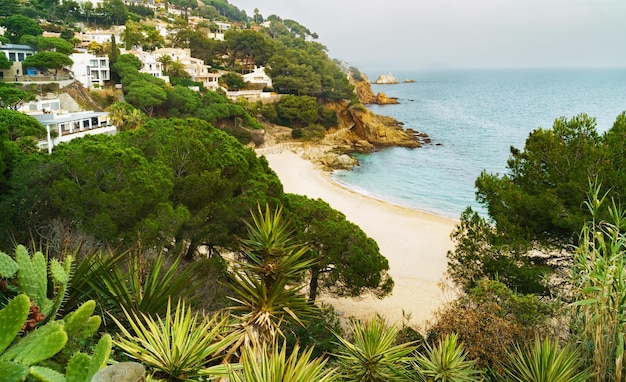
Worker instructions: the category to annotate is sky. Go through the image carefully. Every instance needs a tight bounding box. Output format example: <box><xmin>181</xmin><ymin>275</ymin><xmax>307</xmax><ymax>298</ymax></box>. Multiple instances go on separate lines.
<box><xmin>230</xmin><ymin>0</ymin><xmax>626</xmax><ymax>73</ymax></box>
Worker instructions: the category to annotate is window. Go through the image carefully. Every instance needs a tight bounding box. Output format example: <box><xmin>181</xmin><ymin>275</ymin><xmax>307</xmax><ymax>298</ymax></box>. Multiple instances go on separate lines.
<box><xmin>100</xmin><ymin>59</ymin><xmax>106</xmax><ymax>66</ymax></box>
<box><xmin>90</xmin><ymin>59</ymin><xmax>98</xmax><ymax>67</ymax></box>
<box><xmin>17</xmin><ymin>53</ymin><xmax>24</xmax><ymax>61</ymax></box>
<box><xmin>83</xmin><ymin>119</ymin><xmax>89</xmax><ymax>128</ymax></box>
<box><xmin>8</xmin><ymin>52</ymin><xmax>16</xmax><ymax>61</ymax></box>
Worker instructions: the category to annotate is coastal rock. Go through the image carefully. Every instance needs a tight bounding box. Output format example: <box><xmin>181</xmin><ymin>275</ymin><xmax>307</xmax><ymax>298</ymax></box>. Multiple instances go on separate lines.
<box><xmin>300</xmin><ymin>145</ymin><xmax>359</xmax><ymax>170</ymax></box>
<box><xmin>403</xmin><ymin>79</ymin><xmax>417</xmax><ymax>83</ymax></box>
<box><xmin>322</xmin><ymin>100</ymin><xmax>425</xmax><ymax>149</ymax></box>
<box><xmin>373</xmin><ymin>73</ymin><xmax>399</xmax><ymax>84</ymax></box>
<box><xmin>374</xmin><ymin>92</ymin><xmax>399</xmax><ymax>104</ymax></box>
<box><xmin>349</xmin><ymin>72</ymin><xmax>399</xmax><ymax>105</ymax></box>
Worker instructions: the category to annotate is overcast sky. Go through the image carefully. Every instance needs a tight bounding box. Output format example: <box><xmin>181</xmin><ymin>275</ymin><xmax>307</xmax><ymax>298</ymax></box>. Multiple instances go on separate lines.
<box><xmin>231</xmin><ymin>0</ymin><xmax>626</xmax><ymax>73</ymax></box>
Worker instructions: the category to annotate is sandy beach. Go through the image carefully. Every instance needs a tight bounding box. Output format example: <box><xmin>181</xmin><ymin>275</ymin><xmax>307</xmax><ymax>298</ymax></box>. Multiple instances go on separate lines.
<box><xmin>261</xmin><ymin>148</ymin><xmax>459</xmax><ymax>330</ymax></box>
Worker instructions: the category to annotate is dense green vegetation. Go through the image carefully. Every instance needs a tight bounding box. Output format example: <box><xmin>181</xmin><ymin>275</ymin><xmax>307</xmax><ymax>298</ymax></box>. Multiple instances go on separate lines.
<box><xmin>2</xmin><ymin>0</ymin><xmax>626</xmax><ymax>379</ymax></box>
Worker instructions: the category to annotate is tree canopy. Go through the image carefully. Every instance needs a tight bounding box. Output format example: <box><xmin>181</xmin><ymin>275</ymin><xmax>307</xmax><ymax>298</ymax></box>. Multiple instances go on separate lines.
<box><xmin>447</xmin><ymin>112</ymin><xmax>626</xmax><ymax>295</ymax></box>
<box><xmin>37</xmin><ymin>37</ymin><xmax>74</xmax><ymax>55</ymax></box>
<box><xmin>0</xmin><ymin>117</ymin><xmax>283</xmax><ymax>254</ymax></box>
<box><xmin>0</xmin><ymin>85</ymin><xmax>36</xmax><ymax>110</ymax></box>
<box><xmin>284</xmin><ymin>194</ymin><xmax>394</xmax><ymax>300</ymax></box>
<box><xmin>22</xmin><ymin>52</ymin><xmax>73</xmax><ymax>73</ymax></box>
<box><xmin>0</xmin><ymin>15</ymin><xmax>43</xmax><ymax>43</ymax></box>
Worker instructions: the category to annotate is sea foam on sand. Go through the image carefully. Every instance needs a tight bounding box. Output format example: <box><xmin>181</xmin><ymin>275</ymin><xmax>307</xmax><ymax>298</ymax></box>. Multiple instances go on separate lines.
<box><xmin>262</xmin><ymin>149</ymin><xmax>458</xmax><ymax>328</ymax></box>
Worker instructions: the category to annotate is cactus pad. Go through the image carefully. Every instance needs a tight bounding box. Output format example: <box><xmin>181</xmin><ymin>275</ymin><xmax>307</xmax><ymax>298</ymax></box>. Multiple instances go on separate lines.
<box><xmin>0</xmin><ymin>251</ymin><xmax>18</xmax><ymax>278</ymax></box>
<box><xmin>29</xmin><ymin>365</ymin><xmax>65</xmax><ymax>382</ymax></box>
<box><xmin>66</xmin><ymin>352</ymin><xmax>91</xmax><ymax>382</ymax></box>
<box><xmin>0</xmin><ymin>294</ymin><xmax>30</xmax><ymax>354</ymax></box>
<box><xmin>0</xmin><ymin>361</ymin><xmax>29</xmax><ymax>382</ymax></box>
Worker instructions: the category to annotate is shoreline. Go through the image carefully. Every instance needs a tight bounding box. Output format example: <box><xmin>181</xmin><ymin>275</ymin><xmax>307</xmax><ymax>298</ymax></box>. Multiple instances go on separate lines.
<box><xmin>260</xmin><ymin>147</ymin><xmax>459</xmax><ymax>329</ymax></box>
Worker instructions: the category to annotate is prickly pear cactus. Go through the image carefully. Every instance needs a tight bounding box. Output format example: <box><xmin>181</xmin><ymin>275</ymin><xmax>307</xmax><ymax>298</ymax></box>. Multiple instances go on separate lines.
<box><xmin>0</xmin><ymin>361</ymin><xmax>29</xmax><ymax>381</ymax></box>
<box><xmin>29</xmin><ymin>365</ymin><xmax>66</xmax><ymax>382</ymax></box>
<box><xmin>2</xmin><ymin>321</ymin><xmax>67</xmax><ymax>365</ymax></box>
<box><xmin>3</xmin><ymin>245</ymin><xmax>74</xmax><ymax>324</ymax></box>
<box><xmin>15</xmin><ymin>245</ymin><xmax>49</xmax><ymax>313</ymax></box>
<box><xmin>0</xmin><ymin>295</ymin><xmax>68</xmax><ymax>382</ymax></box>
<box><xmin>0</xmin><ymin>294</ymin><xmax>30</xmax><ymax>353</ymax></box>
<box><xmin>64</xmin><ymin>300</ymin><xmax>100</xmax><ymax>339</ymax></box>
<box><xmin>0</xmin><ymin>251</ymin><xmax>18</xmax><ymax>279</ymax></box>
<box><xmin>66</xmin><ymin>334</ymin><xmax>112</xmax><ymax>382</ymax></box>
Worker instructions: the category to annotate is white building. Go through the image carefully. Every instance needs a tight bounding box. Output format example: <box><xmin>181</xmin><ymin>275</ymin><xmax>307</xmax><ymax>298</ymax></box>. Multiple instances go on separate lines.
<box><xmin>69</xmin><ymin>53</ymin><xmax>111</xmax><ymax>89</ymax></box>
<box><xmin>34</xmin><ymin>111</ymin><xmax>116</xmax><ymax>153</ymax></box>
<box><xmin>242</xmin><ymin>66</ymin><xmax>272</xmax><ymax>89</ymax></box>
<box><xmin>123</xmin><ymin>49</ymin><xmax>170</xmax><ymax>83</ymax></box>
<box><xmin>81</xmin><ymin>28</ymin><xmax>122</xmax><ymax>45</ymax></box>
<box><xmin>18</xmin><ymin>98</ymin><xmax>62</xmax><ymax>114</ymax></box>
<box><xmin>153</xmin><ymin>47</ymin><xmax>221</xmax><ymax>90</ymax></box>
<box><xmin>0</xmin><ymin>43</ymin><xmax>37</xmax><ymax>81</ymax></box>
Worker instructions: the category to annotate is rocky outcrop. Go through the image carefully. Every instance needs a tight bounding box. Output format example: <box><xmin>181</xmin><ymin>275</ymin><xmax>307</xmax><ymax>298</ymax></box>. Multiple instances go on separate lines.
<box><xmin>301</xmin><ymin>146</ymin><xmax>360</xmax><ymax>170</ymax></box>
<box><xmin>373</xmin><ymin>73</ymin><xmax>399</xmax><ymax>84</ymax></box>
<box><xmin>349</xmin><ymin>72</ymin><xmax>399</xmax><ymax>105</ymax></box>
<box><xmin>374</xmin><ymin>92</ymin><xmax>399</xmax><ymax>104</ymax></box>
<box><xmin>322</xmin><ymin>100</ymin><xmax>425</xmax><ymax>151</ymax></box>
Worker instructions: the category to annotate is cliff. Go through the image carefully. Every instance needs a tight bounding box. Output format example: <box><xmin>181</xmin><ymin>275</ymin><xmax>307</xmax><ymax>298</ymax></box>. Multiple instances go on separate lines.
<box><xmin>349</xmin><ymin>72</ymin><xmax>399</xmax><ymax>105</ymax></box>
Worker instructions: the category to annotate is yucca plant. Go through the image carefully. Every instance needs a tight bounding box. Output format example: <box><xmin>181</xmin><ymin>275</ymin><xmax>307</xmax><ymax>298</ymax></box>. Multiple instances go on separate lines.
<box><xmin>572</xmin><ymin>183</ymin><xmax>626</xmax><ymax>382</ymax></box>
<box><xmin>414</xmin><ymin>333</ymin><xmax>483</xmax><ymax>382</ymax></box>
<box><xmin>112</xmin><ymin>298</ymin><xmax>239</xmax><ymax>381</ymax></box>
<box><xmin>226</xmin><ymin>205</ymin><xmax>318</xmax><ymax>351</ymax></box>
<box><xmin>221</xmin><ymin>343</ymin><xmax>337</xmax><ymax>382</ymax></box>
<box><xmin>502</xmin><ymin>337</ymin><xmax>593</xmax><ymax>382</ymax></box>
<box><xmin>67</xmin><ymin>249</ymin><xmax>203</xmax><ymax>328</ymax></box>
<box><xmin>334</xmin><ymin>317</ymin><xmax>417</xmax><ymax>382</ymax></box>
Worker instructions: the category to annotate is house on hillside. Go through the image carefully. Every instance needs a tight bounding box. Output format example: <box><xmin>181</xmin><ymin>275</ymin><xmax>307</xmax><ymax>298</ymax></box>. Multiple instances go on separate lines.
<box><xmin>34</xmin><ymin>110</ymin><xmax>116</xmax><ymax>153</ymax></box>
<box><xmin>153</xmin><ymin>47</ymin><xmax>222</xmax><ymax>90</ymax></box>
<box><xmin>243</xmin><ymin>66</ymin><xmax>272</xmax><ymax>89</ymax></box>
<box><xmin>124</xmin><ymin>49</ymin><xmax>170</xmax><ymax>83</ymax></box>
<box><xmin>0</xmin><ymin>43</ymin><xmax>36</xmax><ymax>81</ymax></box>
<box><xmin>69</xmin><ymin>53</ymin><xmax>111</xmax><ymax>89</ymax></box>
<box><xmin>81</xmin><ymin>28</ymin><xmax>122</xmax><ymax>45</ymax></box>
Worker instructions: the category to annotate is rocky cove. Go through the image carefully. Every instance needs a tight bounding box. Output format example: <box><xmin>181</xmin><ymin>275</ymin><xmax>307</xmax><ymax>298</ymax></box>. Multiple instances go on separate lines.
<box><xmin>261</xmin><ymin>71</ymin><xmax>430</xmax><ymax>170</ymax></box>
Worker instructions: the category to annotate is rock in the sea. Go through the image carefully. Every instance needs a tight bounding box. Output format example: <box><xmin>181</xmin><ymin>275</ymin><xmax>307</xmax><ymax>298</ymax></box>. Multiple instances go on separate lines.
<box><xmin>373</xmin><ymin>73</ymin><xmax>399</xmax><ymax>84</ymax></box>
<box><xmin>403</xmin><ymin>79</ymin><xmax>416</xmax><ymax>83</ymax></box>
<box><xmin>348</xmin><ymin>72</ymin><xmax>399</xmax><ymax>104</ymax></box>
<box><xmin>374</xmin><ymin>92</ymin><xmax>399</xmax><ymax>104</ymax></box>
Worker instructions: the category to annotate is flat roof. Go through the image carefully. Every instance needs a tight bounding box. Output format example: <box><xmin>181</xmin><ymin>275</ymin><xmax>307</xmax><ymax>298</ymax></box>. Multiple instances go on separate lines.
<box><xmin>0</xmin><ymin>43</ymin><xmax>36</xmax><ymax>51</ymax></box>
<box><xmin>33</xmin><ymin>111</ymin><xmax>109</xmax><ymax>124</ymax></box>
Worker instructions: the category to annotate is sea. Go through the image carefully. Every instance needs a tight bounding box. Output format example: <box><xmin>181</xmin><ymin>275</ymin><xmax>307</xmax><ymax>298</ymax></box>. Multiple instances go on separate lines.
<box><xmin>332</xmin><ymin>68</ymin><xmax>626</xmax><ymax>220</ymax></box>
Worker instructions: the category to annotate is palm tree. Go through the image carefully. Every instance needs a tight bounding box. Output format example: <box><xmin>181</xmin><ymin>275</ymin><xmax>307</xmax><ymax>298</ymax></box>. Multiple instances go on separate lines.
<box><xmin>334</xmin><ymin>317</ymin><xmax>417</xmax><ymax>382</ymax></box>
<box><xmin>167</xmin><ymin>59</ymin><xmax>189</xmax><ymax>79</ymax></box>
<box><xmin>226</xmin><ymin>205</ymin><xmax>318</xmax><ymax>353</ymax></box>
<box><xmin>157</xmin><ymin>54</ymin><xmax>173</xmax><ymax>75</ymax></box>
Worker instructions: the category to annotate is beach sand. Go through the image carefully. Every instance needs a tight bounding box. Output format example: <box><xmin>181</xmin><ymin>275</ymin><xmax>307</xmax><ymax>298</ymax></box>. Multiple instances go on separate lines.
<box><xmin>261</xmin><ymin>149</ymin><xmax>459</xmax><ymax>329</ymax></box>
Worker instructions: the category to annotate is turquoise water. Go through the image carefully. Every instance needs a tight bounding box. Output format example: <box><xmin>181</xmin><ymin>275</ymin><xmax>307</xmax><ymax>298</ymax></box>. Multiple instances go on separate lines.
<box><xmin>333</xmin><ymin>68</ymin><xmax>626</xmax><ymax>219</ymax></box>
